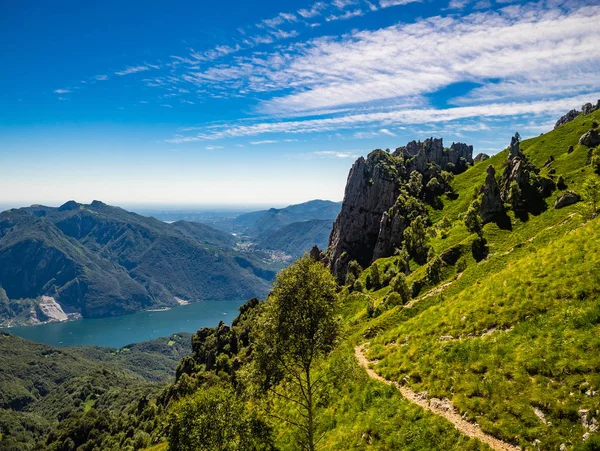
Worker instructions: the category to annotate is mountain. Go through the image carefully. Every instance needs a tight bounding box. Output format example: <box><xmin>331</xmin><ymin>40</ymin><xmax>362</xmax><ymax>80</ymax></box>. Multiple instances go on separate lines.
<box><xmin>231</xmin><ymin>199</ymin><xmax>341</xmax><ymax>236</ymax></box>
<box><xmin>256</xmin><ymin>219</ymin><xmax>332</xmax><ymax>258</ymax></box>
<box><xmin>0</xmin><ymin>201</ymin><xmax>274</xmax><ymax>326</ymax></box>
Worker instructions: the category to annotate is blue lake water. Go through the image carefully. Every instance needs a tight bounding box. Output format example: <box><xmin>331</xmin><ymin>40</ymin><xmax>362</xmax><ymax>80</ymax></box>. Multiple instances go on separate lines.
<box><xmin>3</xmin><ymin>300</ymin><xmax>245</xmax><ymax>348</ymax></box>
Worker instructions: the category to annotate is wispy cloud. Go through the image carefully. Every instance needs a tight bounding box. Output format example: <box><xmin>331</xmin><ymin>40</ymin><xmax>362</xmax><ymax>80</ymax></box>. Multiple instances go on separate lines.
<box><xmin>311</xmin><ymin>150</ymin><xmax>361</xmax><ymax>158</ymax></box>
<box><xmin>298</xmin><ymin>2</ymin><xmax>327</xmax><ymax>18</ymax></box>
<box><xmin>53</xmin><ymin>89</ymin><xmax>71</xmax><ymax>94</ymax></box>
<box><xmin>250</xmin><ymin>140</ymin><xmax>279</xmax><ymax>145</ymax></box>
<box><xmin>115</xmin><ymin>65</ymin><xmax>153</xmax><ymax>76</ymax></box>
<box><xmin>205</xmin><ymin>145</ymin><xmax>224</xmax><ymax>150</ymax></box>
<box><xmin>166</xmin><ymin>94</ymin><xmax>600</xmax><ymax>143</ymax></box>
<box><xmin>379</xmin><ymin>0</ymin><xmax>420</xmax><ymax>7</ymax></box>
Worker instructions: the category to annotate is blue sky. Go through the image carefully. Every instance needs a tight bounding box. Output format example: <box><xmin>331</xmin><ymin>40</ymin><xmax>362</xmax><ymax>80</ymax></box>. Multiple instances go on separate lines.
<box><xmin>1</xmin><ymin>0</ymin><xmax>599</xmax><ymax>207</ymax></box>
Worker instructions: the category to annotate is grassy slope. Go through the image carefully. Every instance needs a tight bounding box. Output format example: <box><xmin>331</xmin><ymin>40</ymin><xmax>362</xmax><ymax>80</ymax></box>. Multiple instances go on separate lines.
<box><xmin>352</xmin><ymin>110</ymin><xmax>600</xmax><ymax>450</ymax></box>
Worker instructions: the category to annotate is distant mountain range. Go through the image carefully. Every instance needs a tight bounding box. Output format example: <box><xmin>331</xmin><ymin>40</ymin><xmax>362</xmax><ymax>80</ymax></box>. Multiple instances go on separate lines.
<box><xmin>0</xmin><ymin>199</ymin><xmax>340</xmax><ymax>326</ymax></box>
<box><xmin>0</xmin><ymin>201</ymin><xmax>275</xmax><ymax>326</ymax></box>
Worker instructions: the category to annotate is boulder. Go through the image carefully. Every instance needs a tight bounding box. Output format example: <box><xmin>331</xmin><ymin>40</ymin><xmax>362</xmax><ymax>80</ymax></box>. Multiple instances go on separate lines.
<box><xmin>579</xmin><ymin>129</ymin><xmax>600</xmax><ymax>148</ymax></box>
<box><xmin>582</xmin><ymin>102</ymin><xmax>595</xmax><ymax>115</ymax></box>
<box><xmin>474</xmin><ymin>153</ymin><xmax>490</xmax><ymax>162</ymax></box>
<box><xmin>479</xmin><ymin>165</ymin><xmax>504</xmax><ymax>222</ymax></box>
<box><xmin>555</xmin><ymin>190</ymin><xmax>581</xmax><ymax>209</ymax></box>
<box><xmin>567</xmin><ymin>145</ymin><xmax>574</xmax><ymax>154</ymax></box>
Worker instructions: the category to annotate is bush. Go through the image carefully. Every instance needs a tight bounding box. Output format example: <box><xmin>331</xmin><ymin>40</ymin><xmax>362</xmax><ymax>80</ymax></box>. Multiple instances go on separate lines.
<box><xmin>385</xmin><ymin>292</ymin><xmax>403</xmax><ymax>308</ymax></box>
<box><xmin>366</xmin><ymin>264</ymin><xmax>381</xmax><ymax>290</ymax></box>
<box><xmin>592</xmin><ymin>146</ymin><xmax>600</xmax><ymax>175</ymax></box>
<box><xmin>382</xmin><ymin>266</ymin><xmax>398</xmax><ymax>286</ymax></box>
<box><xmin>426</xmin><ymin>256</ymin><xmax>443</xmax><ymax>284</ymax></box>
<box><xmin>390</xmin><ymin>273</ymin><xmax>410</xmax><ymax>304</ymax></box>
<box><xmin>464</xmin><ymin>199</ymin><xmax>483</xmax><ymax>235</ymax></box>
<box><xmin>353</xmin><ymin>279</ymin><xmax>365</xmax><ymax>293</ymax></box>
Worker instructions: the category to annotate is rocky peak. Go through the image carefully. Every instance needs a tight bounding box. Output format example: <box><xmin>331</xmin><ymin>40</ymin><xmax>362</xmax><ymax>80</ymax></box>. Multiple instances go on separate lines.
<box><xmin>327</xmin><ymin>138</ymin><xmax>473</xmax><ymax>282</ymax></box>
<box><xmin>479</xmin><ymin>165</ymin><xmax>504</xmax><ymax>223</ymax></box>
<box><xmin>508</xmin><ymin>135</ymin><xmax>520</xmax><ymax>159</ymax></box>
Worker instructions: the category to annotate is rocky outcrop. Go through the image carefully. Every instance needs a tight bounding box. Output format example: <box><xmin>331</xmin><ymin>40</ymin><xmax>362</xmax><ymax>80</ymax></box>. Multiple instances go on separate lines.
<box><xmin>579</xmin><ymin>129</ymin><xmax>600</xmax><ymax>148</ymax></box>
<box><xmin>393</xmin><ymin>138</ymin><xmax>473</xmax><ymax>175</ymax></box>
<box><xmin>328</xmin><ymin>138</ymin><xmax>473</xmax><ymax>282</ymax></box>
<box><xmin>509</xmin><ymin>135</ymin><xmax>520</xmax><ymax>159</ymax></box>
<box><xmin>479</xmin><ymin>165</ymin><xmax>504</xmax><ymax>222</ymax></box>
<box><xmin>554</xmin><ymin>109</ymin><xmax>581</xmax><ymax>129</ymax></box>
<box><xmin>554</xmin><ymin>100</ymin><xmax>600</xmax><ymax>129</ymax></box>
<box><xmin>555</xmin><ymin>191</ymin><xmax>581</xmax><ymax>209</ymax></box>
<box><xmin>474</xmin><ymin>153</ymin><xmax>490</xmax><ymax>162</ymax></box>
<box><xmin>328</xmin><ymin>150</ymin><xmax>401</xmax><ymax>281</ymax></box>
<box><xmin>499</xmin><ymin>136</ymin><xmax>554</xmax><ymax>212</ymax></box>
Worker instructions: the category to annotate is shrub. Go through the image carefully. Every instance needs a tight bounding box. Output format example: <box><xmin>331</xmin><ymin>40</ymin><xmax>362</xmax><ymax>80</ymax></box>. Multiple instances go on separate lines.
<box><xmin>382</xmin><ymin>266</ymin><xmax>398</xmax><ymax>286</ymax></box>
<box><xmin>464</xmin><ymin>199</ymin><xmax>483</xmax><ymax>236</ymax></box>
<box><xmin>385</xmin><ymin>292</ymin><xmax>403</xmax><ymax>308</ymax></box>
<box><xmin>353</xmin><ymin>279</ymin><xmax>365</xmax><ymax>293</ymax></box>
<box><xmin>426</xmin><ymin>256</ymin><xmax>443</xmax><ymax>284</ymax></box>
<box><xmin>403</xmin><ymin>216</ymin><xmax>430</xmax><ymax>264</ymax></box>
<box><xmin>592</xmin><ymin>146</ymin><xmax>600</xmax><ymax>175</ymax></box>
<box><xmin>366</xmin><ymin>264</ymin><xmax>381</xmax><ymax>290</ymax></box>
<box><xmin>390</xmin><ymin>273</ymin><xmax>410</xmax><ymax>304</ymax></box>
<box><xmin>557</xmin><ymin>175</ymin><xmax>567</xmax><ymax>190</ymax></box>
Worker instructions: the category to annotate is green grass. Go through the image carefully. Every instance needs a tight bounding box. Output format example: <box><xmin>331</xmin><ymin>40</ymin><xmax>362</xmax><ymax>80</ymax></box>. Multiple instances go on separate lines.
<box><xmin>351</xmin><ymin>110</ymin><xmax>600</xmax><ymax>450</ymax></box>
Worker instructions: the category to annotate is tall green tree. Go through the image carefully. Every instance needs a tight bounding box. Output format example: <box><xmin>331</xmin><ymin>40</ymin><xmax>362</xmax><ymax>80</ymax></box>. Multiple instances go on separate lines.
<box><xmin>403</xmin><ymin>216</ymin><xmax>430</xmax><ymax>264</ymax></box>
<box><xmin>253</xmin><ymin>257</ymin><xmax>340</xmax><ymax>451</ymax></box>
<box><xmin>464</xmin><ymin>199</ymin><xmax>483</xmax><ymax>236</ymax></box>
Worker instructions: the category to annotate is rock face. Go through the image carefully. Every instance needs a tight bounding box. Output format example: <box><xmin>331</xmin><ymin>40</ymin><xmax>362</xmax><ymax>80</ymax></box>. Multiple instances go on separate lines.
<box><xmin>474</xmin><ymin>153</ymin><xmax>490</xmax><ymax>162</ymax></box>
<box><xmin>509</xmin><ymin>135</ymin><xmax>520</xmax><ymax>159</ymax></box>
<box><xmin>554</xmin><ymin>100</ymin><xmax>600</xmax><ymax>129</ymax></box>
<box><xmin>479</xmin><ymin>165</ymin><xmax>504</xmax><ymax>222</ymax></box>
<box><xmin>328</xmin><ymin>138</ymin><xmax>473</xmax><ymax>282</ymax></box>
<box><xmin>393</xmin><ymin>138</ymin><xmax>473</xmax><ymax>175</ymax></box>
<box><xmin>579</xmin><ymin>129</ymin><xmax>600</xmax><ymax>148</ymax></box>
<box><xmin>328</xmin><ymin>150</ymin><xmax>401</xmax><ymax>281</ymax></box>
<box><xmin>555</xmin><ymin>191</ymin><xmax>581</xmax><ymax>209</ymax></box>
<box><xmin>555</xmin><ymin>109</ymin><xmax>581</xmax><ymax>129</ymax></box>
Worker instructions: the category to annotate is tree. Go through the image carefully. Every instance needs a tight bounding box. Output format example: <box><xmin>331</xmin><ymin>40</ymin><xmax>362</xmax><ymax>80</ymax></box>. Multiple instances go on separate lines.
<box><xmin>168</xmin><ymin>385</ymin><xmax>274</xmax><ymax>451</ymax></box>
<box><xmin>390</xmin><ymin>273</ymin><xmax>410</xmax><ymax>304</ymax></box>
<box><xmin>426</xmin><ymin>255</ymin><xmax>443</xmax><ymax>284</ymax></box>
<box><xmin>583</xmin><ymin>175</ymin><xmax>600</xmax><ymax>216</ymax></box>
<box><xmin>403</xmin><ymin>216</ymin><xmax>430</xmax><ymax>264</ymax></box>
<box><xmin>407</xmin><ymin>171</ymin><xmax>423</xmax><ymax>197</ymax></box>
<box><xmin>367</xmin><ymin>263</ymin><xmax>381</xmax><ymax>290</ymax></box>
<box><xmin>253</xmin><ymin>257</ymin><xmax>340</xmax><ymax>451</ymax></box>
<box><xmin>464</xmin><ymin>199</ymin><xmax>483</xmax><ymax>236</ymax></box>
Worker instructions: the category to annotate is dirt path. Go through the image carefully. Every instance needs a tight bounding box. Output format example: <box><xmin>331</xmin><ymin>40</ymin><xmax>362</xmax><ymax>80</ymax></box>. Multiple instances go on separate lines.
<box><xmin>403</xmin><ymin>272</ymin><xmax>463</xmax><ymax>309</ymax></box>
<box><xmin>354</xmin><ymin>345</ymin><xmax>520</xmax><ymax>451</ymax></box>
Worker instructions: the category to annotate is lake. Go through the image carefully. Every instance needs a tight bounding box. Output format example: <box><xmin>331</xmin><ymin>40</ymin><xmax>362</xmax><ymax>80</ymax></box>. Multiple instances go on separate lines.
<box><xmin>4</xmin><ymin>299</ymin><xmax>245</xmax><ymax>348</ymax></box>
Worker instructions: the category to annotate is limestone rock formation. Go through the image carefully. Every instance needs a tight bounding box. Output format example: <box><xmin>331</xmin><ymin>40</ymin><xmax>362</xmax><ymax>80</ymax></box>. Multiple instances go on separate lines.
<box><xmin>479</xmin><ymin>165</ymin><xmax>504</xmax><ymax>222</ymax></box>
<box><xmin>393</xmin><ymin>138</ymin><xmax>473</xmax><ymax>175</ymax></box>
<box><xmin>474</xmin><ymin>153</ymin><xmax>490</xmax><ymax>162</ymax></box>
<box><xmin>328</xmin><ymin>138</ymin><xmax>473</xmax><ymax>282</ymax></box>
<box><xmin>555</xmin><ymin>191</ymin><xmax>581</xmax><ymax>209</ymax></box>
<box><xmin>327</xmin><ymin>150</ymin><xmax>401</xmax><ymax>281</ymax></box>
<box><xmin>579</xmin><ymin>129</ymin><xmax>600</xmax><ymax>148</ymax></box>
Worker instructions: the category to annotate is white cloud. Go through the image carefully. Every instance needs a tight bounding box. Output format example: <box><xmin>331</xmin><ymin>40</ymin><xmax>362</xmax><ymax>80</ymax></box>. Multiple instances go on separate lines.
<box><xmin>205</xmin><ymin>145</ymin><xmax>224</xmax><ymax>150</ymax></box>
<box><xmin>53</xmin><ymin>89</ymin><xmax>71</xmax><ymax>94</ymax></box>
<box><xmin>312</xmin><ymin>150</ymin><xmax>361</xmax><ymax>158</ymax></box>
<box><xmin>166</xmin><ymin>94</ymin><xmax>600</xmax><ymax>143</ymax></box>
<box><xmin>333</xmin><ymin>0</ymin><xmax>357</xmax><ymax>8</ymax></box>
<box><xmin>298</xmin><ymin>2</ymin><xmax>327</xmax><ymax>17</ymax></box>
<box><xmin>379</xmin><ymin>0</ymin><xmax>420</xmax><ymax>7</ymax></box>
<box><xmin>94</xmin><ymin>75</ymin><xmax>109</xmax><ymax>81</ymax></box>
<box><xmin>250</xmin><ymin>140</ymin><xmax>279</xmax><ymax>145</ymax></box>
<box><xmin>115</xmin><ymin>65</ymin><xmax>152</xmax><ymax>76</ymax></box>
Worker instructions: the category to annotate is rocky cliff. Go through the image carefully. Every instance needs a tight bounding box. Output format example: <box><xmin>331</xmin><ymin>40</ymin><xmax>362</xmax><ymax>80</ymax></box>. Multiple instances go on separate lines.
<box><xmin>327</xmin><ymin>138</ymin><xmax>473</xmax><ymax>282</ymax></box>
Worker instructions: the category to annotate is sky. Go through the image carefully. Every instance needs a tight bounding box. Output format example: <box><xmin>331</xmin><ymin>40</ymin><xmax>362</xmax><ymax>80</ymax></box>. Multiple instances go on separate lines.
<box><xmin>1</xmin><ymin>0</ymin><xmax>599</xmax><ymax>208</ymax></box>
